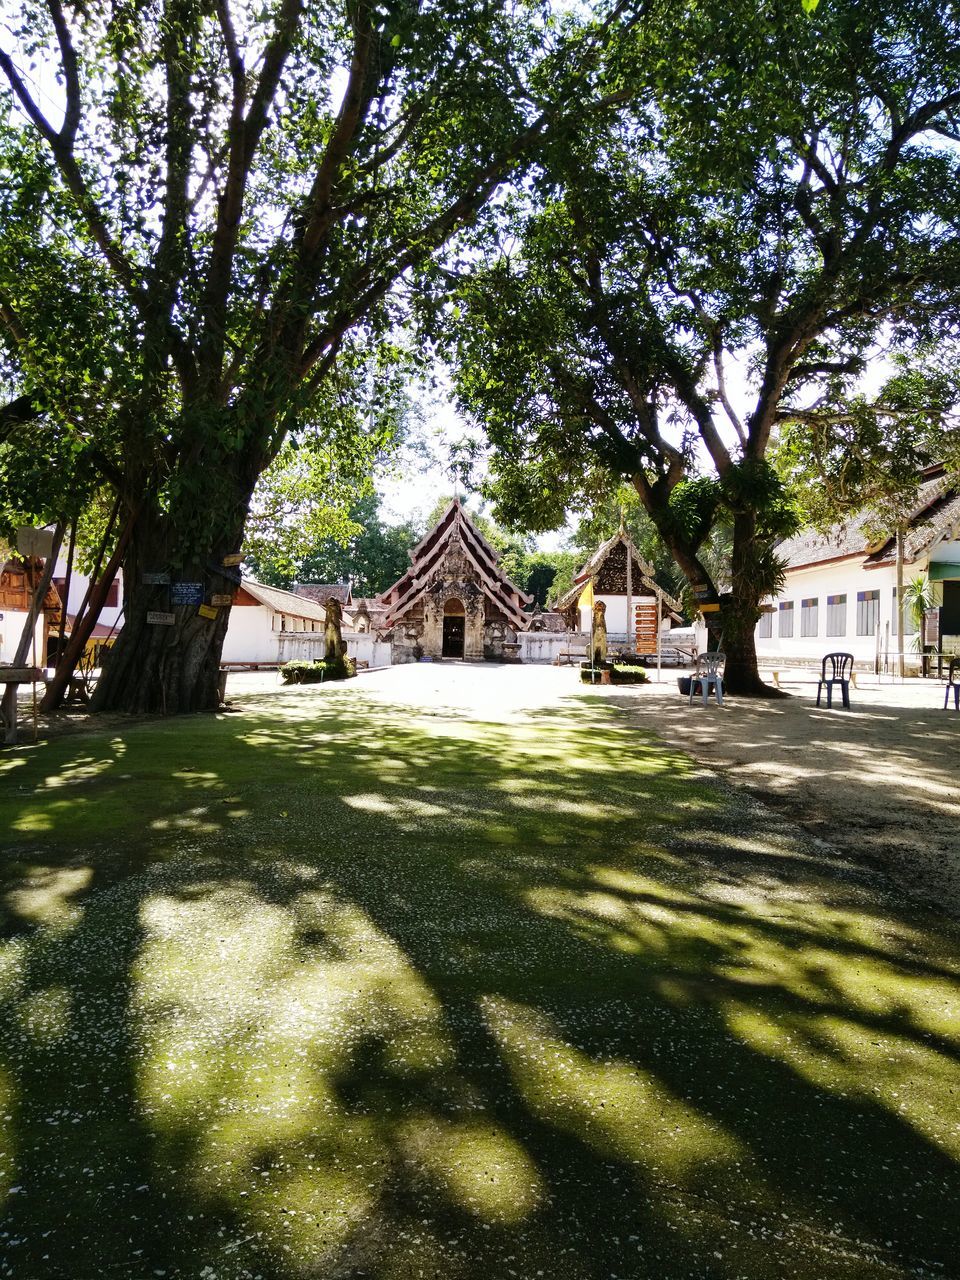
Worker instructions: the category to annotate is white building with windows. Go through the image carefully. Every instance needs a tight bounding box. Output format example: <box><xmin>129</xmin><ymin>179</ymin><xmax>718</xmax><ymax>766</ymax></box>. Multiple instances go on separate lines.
<box><xmin>755</xmin><ymin>467</ymin><xmax>960</xmax><ymax>669</ymax></box>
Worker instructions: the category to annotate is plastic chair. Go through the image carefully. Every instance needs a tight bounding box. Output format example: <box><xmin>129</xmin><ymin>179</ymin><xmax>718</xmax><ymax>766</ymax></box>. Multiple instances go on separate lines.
<box><xmin>945</xmin><ymin>657</ymin><xmax>960</xmax><ymax>710</ymax></box>
<box><xmin>689</xmin><ymin>652</ymin><xmax>725</xmax><ymax>706</ymax></box>
<box><xmin>816</xmin><ymin>652</ymin><xmax>853</xmax><ymax>709</ymax></box>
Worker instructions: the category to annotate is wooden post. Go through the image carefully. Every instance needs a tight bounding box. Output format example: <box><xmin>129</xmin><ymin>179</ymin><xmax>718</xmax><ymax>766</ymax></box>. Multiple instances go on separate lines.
<box><xmin>1</xmin><ymin>525</ymin><xmax>64</xmax><ymax>742</ymax></box>
<box><xmin>625</xmin><ymin>535</ymin><xmax>632</xmax><ymax>657</ymax></box>
<box><xmin>896</xmin><ymin>524</ymin><xmax>905</xmax><ymax>679</ymax></box>
<box><xmin>40</xmin><ymin>511</ymin><xmax>136</xmax><ymax>713</ymax></box>
<box><xmin>656</xmin><ymin>592</ymin><xmax>662</xmax><ymax>683</ymax></box>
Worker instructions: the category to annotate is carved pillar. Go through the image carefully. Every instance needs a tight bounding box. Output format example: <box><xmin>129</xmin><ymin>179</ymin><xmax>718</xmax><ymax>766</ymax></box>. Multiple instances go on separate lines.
<box><xmin>464</xmin><ymin>591</ymin><xmax>485</xmax><ymax>660</ymax></box>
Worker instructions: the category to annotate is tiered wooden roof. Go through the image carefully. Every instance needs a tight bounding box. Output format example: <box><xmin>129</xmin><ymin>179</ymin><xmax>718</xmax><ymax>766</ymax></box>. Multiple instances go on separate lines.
<box><xmin>554</xmin><ymin>530</ymin><xmax>683</xmax><ymax>620</ymax></box>
<box><xmin>380</xmin><ymin>499</ymin><xmax>532</xmax><ymax>630</ymax></box>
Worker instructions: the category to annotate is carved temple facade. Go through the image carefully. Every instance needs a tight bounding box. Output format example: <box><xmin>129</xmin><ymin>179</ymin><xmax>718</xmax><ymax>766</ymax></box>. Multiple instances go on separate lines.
<box><xmin>379</xmin><ymin>499</ymin><xmax>532</xmax><ymax>662</ymax></box>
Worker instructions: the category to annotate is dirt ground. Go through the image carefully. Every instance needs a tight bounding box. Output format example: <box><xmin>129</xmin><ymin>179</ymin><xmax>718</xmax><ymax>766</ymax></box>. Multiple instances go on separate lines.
<box><xmin>15</xmin><ymin>661</ymin><xmax>960</xmax><ymax>921</ymax></box>
<box><xmin>608</xmin><ymin>670</ymin><xmax>960</xmax><ymax>921</ymax></box>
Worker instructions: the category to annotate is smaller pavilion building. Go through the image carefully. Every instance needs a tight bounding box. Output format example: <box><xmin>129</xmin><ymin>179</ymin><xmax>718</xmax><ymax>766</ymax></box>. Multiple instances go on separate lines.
<box><xmin>554</xmin><ymin>528</ymin><xmax>683</xmax><ymax>651</ymax></box>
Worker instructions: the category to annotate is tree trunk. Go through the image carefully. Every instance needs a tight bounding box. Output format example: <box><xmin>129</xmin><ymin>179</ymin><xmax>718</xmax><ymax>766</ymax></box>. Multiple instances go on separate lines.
<box><xmin>91</xmin><ymin>504</ymin><xmax>245</xmax><ymax>715</ymax></box>
<box><xmin>631</xmin><ymin>476</ymin><xmax>780</xmax><ymax>697</ymax></box>
<box><xmin>721</xmin><ymin>509</ymin><xmax>783</xmax><ymax>696</ymax></box>
<box><xmin>90</xmin><ymin>478</ymin><xmax>250</xmax><ymax>715</ymax></box>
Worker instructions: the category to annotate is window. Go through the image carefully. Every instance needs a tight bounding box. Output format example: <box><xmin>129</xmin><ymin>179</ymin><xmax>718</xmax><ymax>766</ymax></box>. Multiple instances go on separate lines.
<box><xmin>826</xmin><ymin>593</ymin><xmax>847</xmax><ymax>636</ymax></box>
<box><xmin>757</xmin><ymin>610</ymin><xmax>773</xmax><ymax>639</ymax></box>
<box><xmin>891</xmin><ymin>587</ymin><xmax>919</xmax><ymax>635</ymax></box>
<box><xmin>856</xmin><ymin>589</ymin><xmax>880</xmax><ymax>636</ymax></box>
<box><xmin>801</xmin><ymin>597</ymin><xmax>818</xmax><ymax>637</ymax></box>
<box><xmin>778</xmin><ymin>600</ymin><xmax>795</xmax><ymax>638</ymax></box>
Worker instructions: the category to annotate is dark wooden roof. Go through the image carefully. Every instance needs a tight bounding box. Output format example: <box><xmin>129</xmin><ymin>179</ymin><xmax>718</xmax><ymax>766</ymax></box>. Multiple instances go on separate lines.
<box><xmin>379</xmin><ymin>499</ymin><xmax>532</xmax><ymax>629</ymax></box>
<box><xmin>553</xmin><ymin>530</ymin><xmax>683</xmax><ymax>619</ymax></box>
<box><xmin>292</xmin><ymin>582</ymin><xmax>353</xmax><ymax>606</ymax></box>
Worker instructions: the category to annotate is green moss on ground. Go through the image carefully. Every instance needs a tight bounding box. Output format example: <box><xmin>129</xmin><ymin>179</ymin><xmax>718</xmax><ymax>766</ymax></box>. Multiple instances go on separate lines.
<box><xmin>0</xmin><ymin>686</ymin><xmax>958</xmax><ymax>1279</ymax></box>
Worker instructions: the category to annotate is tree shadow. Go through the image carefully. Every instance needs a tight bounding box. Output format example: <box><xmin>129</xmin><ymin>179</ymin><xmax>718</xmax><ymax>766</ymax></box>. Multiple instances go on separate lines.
<box><xmin>0</xmin><ymin>680</ymin><xmax>958</xmax><ymax>1278</ymax></box>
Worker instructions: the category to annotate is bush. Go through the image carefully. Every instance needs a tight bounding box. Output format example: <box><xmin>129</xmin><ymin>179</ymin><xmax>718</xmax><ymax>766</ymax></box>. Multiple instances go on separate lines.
<box><xmin>280</xmin><ymin>657</ymin><xmax>356</xmax><ymax>684</ymax></box>
<box><xmin>611</xmin><ymin>664</ymin><xmax>648</xmax><ymax>685</ymax></box>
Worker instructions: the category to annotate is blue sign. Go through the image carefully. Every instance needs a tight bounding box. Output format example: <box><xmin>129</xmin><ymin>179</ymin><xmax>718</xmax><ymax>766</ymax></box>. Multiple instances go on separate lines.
<box><xmin>170</xmin><ymin>582</ymin><xmax>204</xmax><ymax>606</ymax></box>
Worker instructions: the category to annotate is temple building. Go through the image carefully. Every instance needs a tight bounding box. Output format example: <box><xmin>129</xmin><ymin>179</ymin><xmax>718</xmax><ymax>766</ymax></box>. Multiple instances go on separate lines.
<box><xmin>379</xmin><ymin>499</ymin><xmax>532</xmax><ymax>662</ymax></box>
<box><xmin>554</xmin><ymin>528</ymin><xmax>683</xmax><ymax>650</ymax></box>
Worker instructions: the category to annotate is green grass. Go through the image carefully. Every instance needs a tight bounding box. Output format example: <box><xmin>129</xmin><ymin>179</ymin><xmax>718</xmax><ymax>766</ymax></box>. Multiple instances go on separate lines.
<box><xmin>1</xmin><ymin>684</ymin><xmax>959</xmax><ymax>1279</ymax></box>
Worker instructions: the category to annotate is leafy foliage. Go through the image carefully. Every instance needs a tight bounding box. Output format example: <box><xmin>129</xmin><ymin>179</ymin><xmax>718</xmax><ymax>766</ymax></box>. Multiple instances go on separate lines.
<box><xmin>0</xmin><ymin>0</ymin><xmax>634</xmax><ymax>710</ymax></box>
<box><xmin>435</xmin><ymin>0</ymin><xmax>960</xmax><ymax>691</ymax></box>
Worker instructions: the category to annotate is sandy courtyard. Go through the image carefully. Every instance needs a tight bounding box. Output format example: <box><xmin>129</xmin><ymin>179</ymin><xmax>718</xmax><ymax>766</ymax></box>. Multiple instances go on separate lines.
<box><xmin>608</xmin><ymin>672</ymin><xmax>960</xmax><ymax>921</ymax></box>
<box><xmin>221</xmin><ymin>662</ymin><xmax>960</xmax><ymax>922</ymax></box>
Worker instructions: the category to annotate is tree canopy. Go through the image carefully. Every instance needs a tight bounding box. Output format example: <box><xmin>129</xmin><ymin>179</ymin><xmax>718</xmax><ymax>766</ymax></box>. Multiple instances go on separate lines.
<box><xmin>438</xmin><ymin>0</ymin><xmax>960</xmax><ymax>691</ymax></box>
<box><xmin>1</xmin><ymin>0</ymin><xmax>636</xmax><ymax>711</ymax></box>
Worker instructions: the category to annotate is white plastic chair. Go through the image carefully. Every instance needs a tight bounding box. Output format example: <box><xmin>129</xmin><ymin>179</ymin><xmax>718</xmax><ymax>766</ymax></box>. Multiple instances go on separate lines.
<box><xmin>689</xmin><ymin>652</ymin><xmax>725</xmax><ymax>706</ymax></box>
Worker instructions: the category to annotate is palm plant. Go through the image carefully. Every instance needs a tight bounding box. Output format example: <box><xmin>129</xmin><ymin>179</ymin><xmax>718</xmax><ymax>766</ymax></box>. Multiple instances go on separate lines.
<box><xmin>903</xmin><ymin>573</ymin><xmax>934</xmax><ymax>651</ymax></box>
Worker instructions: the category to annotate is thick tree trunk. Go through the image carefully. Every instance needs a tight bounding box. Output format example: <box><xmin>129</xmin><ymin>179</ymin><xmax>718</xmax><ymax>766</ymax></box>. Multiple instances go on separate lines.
<box><xmin>720</xmin><ymin>510</ymin><xmax>784</xmax><ymax>697</ymax></box>
<box><xmin>91</xmin><ymin>478</ymin><xmax>252</xmax><ymax>715</ymax></box>
<box><xmin>631</xmin><ymin>475</ymin><xmax>781</xmax><ymax>697</ymax></box>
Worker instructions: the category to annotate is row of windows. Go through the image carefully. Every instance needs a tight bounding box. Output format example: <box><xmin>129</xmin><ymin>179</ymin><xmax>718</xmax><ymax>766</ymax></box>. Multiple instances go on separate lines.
<box><xmin>271</xmin><ymin>613</ymin><xmax>321</xmax><ymax>632</ymax></box>
<box><xmin>757</xmin><ymin>587</ymin><xmax>919</xmax><ymax>640</ymax></box>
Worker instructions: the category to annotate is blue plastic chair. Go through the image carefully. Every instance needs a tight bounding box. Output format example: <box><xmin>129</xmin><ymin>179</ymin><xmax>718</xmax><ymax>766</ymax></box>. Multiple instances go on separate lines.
<box><xmin>944</xmin><ymin>657</ymin><xmax>960</xmax><ymax>710</ymax></box>
<box><xmin>817</xmin><ymin>652</ymin><xmax>853</xmax><ymax>709</ymax></box>
<box><xmin>689</xmin><ymin>652</ymin><xmax>725</xmax><ymax>706</ymax></box>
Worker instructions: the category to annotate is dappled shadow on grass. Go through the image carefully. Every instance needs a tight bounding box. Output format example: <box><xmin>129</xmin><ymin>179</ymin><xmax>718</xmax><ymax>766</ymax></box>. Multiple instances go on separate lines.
<box><xmin>0</xmin><ymin>683</ymin><xmax>959</xmax><ymax>1278</ymax></box>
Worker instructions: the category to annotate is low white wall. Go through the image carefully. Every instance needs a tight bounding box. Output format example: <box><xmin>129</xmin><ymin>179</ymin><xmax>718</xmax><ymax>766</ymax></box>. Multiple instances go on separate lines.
<box><xmin>273</xmin><ymin>630</ymin><xmax>392</xmax><ymax>667</ymax></box>
<box><xmin>222</xmin><ymin>606</ymin><xmax>281</xmax><ymax>665</ymax></box>
<box><xmin>0</xmin><ymin>609</ymin><xmax>46</xmax><ymax>666</ymax></box>
<box><xmin>519</xmin><ymin>631</ymin><xmax>585</xmax><ymax>664</ymax></box>
<box><xmin>344</xmin><ymin>634</ymin><xmax>392</xmax><ymax>667</ymax></box>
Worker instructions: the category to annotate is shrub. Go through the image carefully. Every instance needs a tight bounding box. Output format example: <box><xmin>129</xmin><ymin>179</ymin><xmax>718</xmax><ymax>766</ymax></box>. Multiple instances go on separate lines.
<box><xmin>280</xmin><ymin>657</ymin><xmax>356</xmax><ymax>684</ymax></box>
<box><xmin>611</xmin><ymin>664</ymin><xmax>648</xmax><ymax>685</ymax></box>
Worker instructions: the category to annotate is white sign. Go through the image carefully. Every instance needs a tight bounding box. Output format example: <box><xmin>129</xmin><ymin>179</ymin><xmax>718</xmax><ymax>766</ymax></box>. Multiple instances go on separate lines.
<box><xmin>147</xmin><ymin>611</ymin><xmax>175</xmax><ymax>626</ymax></box>
<box><xmin>15</xmin><ymin>526</ymin><xmax>56</xmax><ymax>558</ymax></box>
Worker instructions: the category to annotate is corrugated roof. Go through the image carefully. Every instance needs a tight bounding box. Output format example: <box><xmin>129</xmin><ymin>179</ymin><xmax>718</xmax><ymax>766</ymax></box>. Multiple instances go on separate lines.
<box><xmin>779</xmin><ymin>472</ymin><xmax>960</xmax><ymax>570</ymax></box>
<box><xmin>240</xmin><ymin>579</ymin><xmax>329</xmax><ymax>621</ymax></box>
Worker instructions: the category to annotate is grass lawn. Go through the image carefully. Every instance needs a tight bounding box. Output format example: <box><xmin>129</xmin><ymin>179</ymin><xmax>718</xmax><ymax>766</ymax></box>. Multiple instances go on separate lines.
<box><xmin>1</xmin><ymin>682</ymin><xmax>959</xmax><ymax>1280</ymax></box>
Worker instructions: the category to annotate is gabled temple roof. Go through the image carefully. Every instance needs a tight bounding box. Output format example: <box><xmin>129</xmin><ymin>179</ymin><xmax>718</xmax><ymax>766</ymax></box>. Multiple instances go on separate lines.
<box><xmin>554</xmin><ymin>529</ymin><xmax>683</xmax><ymax>619</ymax></box>
<box><xmin>777</xmin><ymin>468</ymin><xmax>960</xmax><ymax>571</ymax></box>
<box><xmin>379</xmin><ymin>499</ymin><xmax>532</xmax><ymax>630</ymax></box>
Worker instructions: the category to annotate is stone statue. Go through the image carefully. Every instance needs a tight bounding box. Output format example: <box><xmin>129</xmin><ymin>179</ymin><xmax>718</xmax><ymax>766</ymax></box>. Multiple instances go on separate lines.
<box><xmin>324</xmin><ymin>597</ymin><xmax>346</xmax><ymax>660</ymax></box>
<box><xmin>592</xmin><ymin>600</ymin><xmax>608</xmax><ymax>668</ymax></box>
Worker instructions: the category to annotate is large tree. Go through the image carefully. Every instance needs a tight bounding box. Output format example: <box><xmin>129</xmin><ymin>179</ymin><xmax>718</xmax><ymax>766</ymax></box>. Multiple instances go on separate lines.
<box><xmin>0</xmin><ymin>0</ymin><xmax>632</xmax><ymax>712</ymax></box>
<box><xmin>439</xmin><ymin>0</ymin><xmax>960</xmax><ymax>693</ymax></box>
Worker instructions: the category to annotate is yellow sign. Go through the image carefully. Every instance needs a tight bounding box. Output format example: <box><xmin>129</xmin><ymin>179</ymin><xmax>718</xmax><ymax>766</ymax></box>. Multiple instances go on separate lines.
<box><xmin>700</xmin><ymin>602</ymin><xmax>721</xmax><ymax>613</ymax></box>
<box><xmin>198</xmin><ymin>604</ymin><xmax>218</xmax><ymax>620</ymax></box>
<box><xmin>222</xmin><ymin>553</ymin><xmax>244</xmax><ymax>566</ymax></box>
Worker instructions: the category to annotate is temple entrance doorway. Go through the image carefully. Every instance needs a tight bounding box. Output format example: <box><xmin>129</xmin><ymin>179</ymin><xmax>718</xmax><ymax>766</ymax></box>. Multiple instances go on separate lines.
<box><xmin>442</xmin><ymin>598</ymin><xmax>466</xmax><ymax>658</ymax></box>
